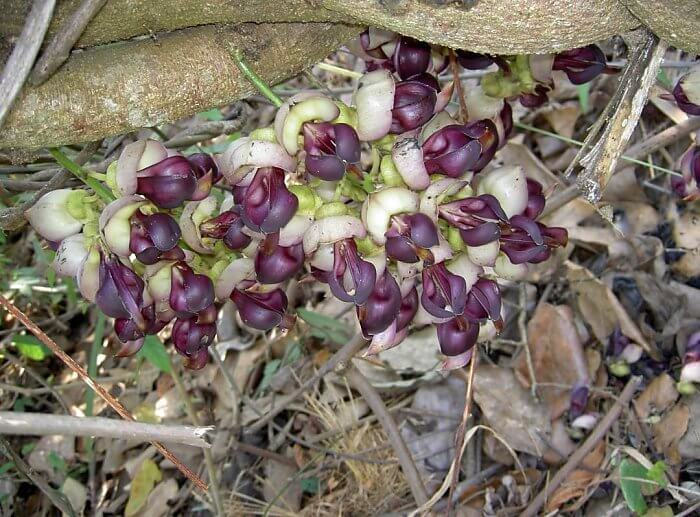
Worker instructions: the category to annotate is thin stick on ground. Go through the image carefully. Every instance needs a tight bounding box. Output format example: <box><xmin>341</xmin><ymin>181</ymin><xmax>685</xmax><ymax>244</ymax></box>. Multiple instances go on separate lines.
<box><xmin>2</xmin><ymin>350</ymin><xmax>71</xmax><ymax>413</ymax></box>
<box><xmin>344</xmin><ymin>363</ymin><xmax>429</xmax><ymax>506</ymax></box>
<box><xmin>0</xmin><ymin>294</ymin><xmax>208</xmax><ymax>491</ymax></box>
<box><xmin>519</xmin><ymin>284</ymin><xmax>538</xmax><ymax>400</ymax></box>
<box><xmin>0</xmin><ymin>412</ymin><xmax>213</xmax><ymax>447</ymax></box>
<box><xmin>450</xmin><ymin>51</ymin><xmax>468</xmax><ymax>123</ymax></box>
<box><xmin>0</xmin><ymin>0</ymin><xmax>55</xmax><ymax>129</ymax></box>
<box><xmin>245</xmin><ymin>333</ymin><xmax>367</xmax><ymax>433</ymax></box>
<box><xmin>30</xmin><ymin>0</ymin><xmax>108</xmax><ymax>86</ymax></box>
<box><xmin>521</xmin><ymin>376</ymin><xmax>642</xmax><ymax>517</ymax></box>
<box><xmin>447</xmin><ymin>351</ymin><xmax>478</xmax><ymax>516</ymax></box>
<box><xmin>168</xmin><ymin>357</ymin><xmax>224</xmax><ymax>515</ymax></box>
<box><xmin>0</xmin><ymin>436</ymin><xmax>76</xmax><ymax>516</ymax></box>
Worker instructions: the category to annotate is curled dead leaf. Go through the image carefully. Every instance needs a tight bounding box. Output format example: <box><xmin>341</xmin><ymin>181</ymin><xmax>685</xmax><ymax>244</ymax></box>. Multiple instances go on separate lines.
<box><xmin>633</xmin><ymin>373</ymin><xmax>679</xmax><ymax>421</ymax></box>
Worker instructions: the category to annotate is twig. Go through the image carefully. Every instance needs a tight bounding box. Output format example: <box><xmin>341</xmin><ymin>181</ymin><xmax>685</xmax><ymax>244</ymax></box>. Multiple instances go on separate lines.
<box><xmin>0</xmin><ymin>411</ymin><xmax>213</xmax><ymax>447</ymax></box>
<box><xmin>2</xmin><ymin>350</ymin><xmax>71</xmax><ymax>413</ymax></box>
<box><xmin>539</xmin><ymin>116</ymin><xmax>700</xmax><ymax>218</ymax></box>
<box><xmin>30</xmin><ymin>0</ymin><xmax>108</xmax><ymax>85</ymax></box>
<box><xmin>0</xmin><ymin>0</ymin><xmax>56</xmax><ymax>129</ymax></box>
<box><xmin>316</xmin><ymin>61</ymin><xmax>363</xmax><ymax>79</ymax></box>
<box><xmin>433</xmin><ymin>463</ymin><xmax>506</xmax><ymax>512</ymax></box>
<box><xmin>521</xmin><ymin>376</ymin><xmax>642</xmax><ymax>517</ymax></box>
<box><xmin>344</xmin><ymin>363</ymin><xmax>429</xmax><ymax>506</ymax></box>
<box><xmin>450</xmin><ymin>51</ymin><xmax>468</xmax><ymax>123</ymax></box>
<box><xmin>85</xmin><ymin>311</ymin><xmax>105</xmax><ymax>509</ymax></box>
<box><xmin>245</xmin><ymin>333</ymin><xmax>367</xmax><ymax>433</ymax></box>
<box><xmin>168</xmin><ymin>357</ymin><xmax>223</xmax><ymax>515</ymax></box>
<box><xmin>0</xmin><ymin>294</ymin><xmax>208</xmax><ymax>491</ymax></box>
<box><xmin>0</xmin><ymin>436</ymin><xmax>76</xmax><ymax>516</ymax></box>
<box><xmin>447</xmin><ymin>351</ymin><xmax>478</xmax><ymax>516</ymax></box>
<box><xmin>519</xmin><ymin>284</ymin><xmax>538</xmax><ymax>400</ymax></box>
<box><xmin>163</xmin><ymin>118</ymin><xmax>246</xmax><ymax>148</ymax></box>
<box><xmin>232</xmin><ymin>440</ymin><xmax>298</xmax><ymax>468</ymax></box>
<box><xmin>0</xmin><ymin>141</ymin><xmax>99</xmax><ymax>232</ymax></box>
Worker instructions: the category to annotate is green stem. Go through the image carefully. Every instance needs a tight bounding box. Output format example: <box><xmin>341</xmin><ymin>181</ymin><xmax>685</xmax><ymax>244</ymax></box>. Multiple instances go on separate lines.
<box><xmin>232</xmin><ymin>50</ymin><xmax>283</xmax><ymax>107</ymax></box>
<box><xmin>513</xmin><ymin>122</ymin><xmax>682</xmax><ymax>178</ymax></box>
<box><xmin>316</xmin><ymin>61</ymin><xmax>363</xmax><ymax>79</ymax></box>
<box><xmin>85</xmin><ymin>311</ymin><xmax>104</xmax><ymax>509</ymax></box>
<box><xmin>49</xmin><ymin>148</ymin><xmax>116</xmax><ymax>202</ymax></box>
<box><xmin>87</xmin><ymin>171</ymin><xmax>108</xmax><ymax>181</ymax></box>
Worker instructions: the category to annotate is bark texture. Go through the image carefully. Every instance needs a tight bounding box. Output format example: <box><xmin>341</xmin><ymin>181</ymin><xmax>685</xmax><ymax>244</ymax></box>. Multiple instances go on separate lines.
<box><xmin>0</xmin><ymin>23</ymin><xmax>359</xmax><ymax>149</ymax></box>
<box><xmin>622</xmin><ymin>0</ymin><xmax>700</xmax><ymax>54</ymax></box>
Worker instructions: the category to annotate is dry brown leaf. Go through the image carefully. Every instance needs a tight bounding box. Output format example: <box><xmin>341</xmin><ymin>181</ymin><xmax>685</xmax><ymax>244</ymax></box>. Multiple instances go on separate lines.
<box><xmin>473</xmin><ymin>365</ymin><xmax>550</xmax><ymax>457</ymax></box>
<box><xmin>616</xmin><ymin>201</ymin><xmax>660</xmax><ymax>236</ymax></box>
<box><xmin>672</xmin><ymin>210</ymin><xmax>700</xmax><ymax>251</ymax></box>
<box><xmin>543</xmin><ymin>104</ymin><xmax>581</xmax><ymax>139</ymax></box>
<box><xmin>654</xmin><ymin>403</ymin><xmax>689</xmax><ymax>466</ymax></box>
<box><xmin>634</xmin><ymin>373</ymin><xmax>679</xmax><ymax>421</ymax></box>
<box><xmin>566</xmin><ymin>261</ymin><xmax>657</xmax><ymax>358</ymax></box>
<box><xmin>545</xmin><ymin>440</ymin><xmax>606</xmax><ymax>512</ymax></box>
<box><xmin>678</xmin><ymin>394</ymin><xmax>700</xmax><ymax>460</ymax></box>
<box><xmin>601</xmin><ymin>167</ymin><xmax>648</xmax><ymax>203</ymax></box>
<box><xmin>497</xmin><ymin>142</ymin><xmax>562</xmax><ymax>189</ymax></box>
<box><xmin>515</xmin><ymin>303</ymin><xmax>589</xmax><ymax>419</ymax></box>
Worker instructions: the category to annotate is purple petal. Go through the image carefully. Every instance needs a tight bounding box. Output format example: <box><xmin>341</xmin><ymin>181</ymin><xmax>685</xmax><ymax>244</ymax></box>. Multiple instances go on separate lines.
<box><xmin>357</xmin><ymin>269</ymin><xmax>402</xmax><ymax>337</ymax></box>
<box><xmin>231</xmin><ymin>287</ymin><xmax>288</xmax><ymax>331</ymax></box>
<box><xmin>254</xmin><ymin>233</ymin><xmax>304</xmax><ymax>284</ymax></box>
<box><xmin>391</xmin><ymin>80</ymin><xmax>437</xmax><ymax>134</ymax></box>
<box><xmin>437</xmin><ymin>316</ymin><xmax>479</xmax><ymax>356</ymax></box>
<box><xmin>393</xmin><ymin>36</ymin><xmax>432</xmax><ymax>79</ymax></box>
<box><xmin>136</xmin><ymin>156</ymin><xmax>197</xmax><ymax>208</ymax></box>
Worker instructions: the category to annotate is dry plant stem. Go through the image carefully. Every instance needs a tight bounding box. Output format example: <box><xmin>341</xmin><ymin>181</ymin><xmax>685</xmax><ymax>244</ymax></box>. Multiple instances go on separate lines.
<box><xmin>0</xmin><ymin>294</ymin><xmax>208</xmax><ymax>491</ymax></box>
<box><xmin>0</xmin><ymin>436</ymin><xmax>76</xmax><ymax>516</ymax></box>
<box><xmin>0</xmin><ymin>0</ymin><xmax>55</xmax><ymax>129</ymax></box>
<box><xmin>344</xmin><ymin>363</ymin><xmax>429</xmax><ymax>506</ymax></box>
<box><xmin>168</xmin><ymin>357</ymin><xmax>223</xmax><ymax>515</ymax></box>
<box><xmin>0</xmin><ymin>141</ymin><xmax>98</xmax><ymax>231</ymax></box>
<box><xmin>521</xmin><ymin>376</ymin><xmax>642</xmax><ymax>517</ymax></box>
<box><xmin>519</xmin><ymin>284</ymin><xmax>538</xmax><ymax>399</ymax></box>
<box><xmin>450</xmin><ymin>51</ymin><xmax>468</xmax><ymax>123</ymax></box>
<box><xmin>245</xmin><ymin>332</ymin><xmax>367</xmax><ymax>433</ymax></box>
<box><xmin>0</xmin><ymin>411</ymin><xmax>213</xmax><ymax>447</ymax></box>
<box><xmin>433</xmin><ymin>463</ymin><xmax>506</xmax><ymax>512</ymax></box>
<box><xmin>30</xmin><ymin>0</ymin><xmax>107</xmax><ymax>86</ymax></box>
<box><xmin>447</xmin><ymin>351</ymin><xmax>478</xmax><ymax>516</ymax></box>
<box><xmin>2</xmin><ymin>350</ymin><xmax>71</xmax><ymax>413</ymax></box>
<box><xmin>541</xmin><ymin>116</ymin><xmax>700</xmax><ymax>218</ymax></box>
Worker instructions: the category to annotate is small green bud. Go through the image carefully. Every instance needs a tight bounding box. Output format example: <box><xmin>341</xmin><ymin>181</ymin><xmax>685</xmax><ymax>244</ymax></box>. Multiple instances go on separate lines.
<box><xmin>481</xmin><ymin>71</ymin><xmax>523</xmax><ymax>99</ymax></box>
<box><xmin>209</xmin><ymin>259</ymin><xmax>230</xmax><ymax>281</ymax></box>
<box><xmin>380</xmin><ymin>155</ymin><xmax>407</xmax><ymax>187</ymax></box>
<box><xmin>315</xmin><ymin>201</ymin><xmax>349</xmax><ymax>219</ymax></box>
<box><xmin>355</xmin><ymin>235</ymin><xmax>383</xmax><ymax>256</ymax></box>
<box><xmin>65</xmin><ymin>190</ymin><xmax>91</xmax><ymax>221</ymax></box>
<box><xmin>447</xmin><ymin>226</ymin><xmax>465</xmax><ymax>252</ymax></box>
<box><xmin>249</xmin><ymin>126</ymin><xmax>277</xmax><ymax>143</ymax></box>
<box><xmin>333</xmin><ymin>101</ymin><xmax>358</xmax><ymax>128</ymax></box>
<box><xmin>678</xmin><ymin>380</ymin><xmax>697</xmax><ymax>396</ymax></box>
<box><xmin>288</xmin><ymin>185</ymin><xmax>321</xmax><ymax>216</ymax></box>
<box><xmin>608</xmin><ymin>360</ymin><xmax>631</xmax><ymax>377</ymax></box>
<box><xmin>374</xmin><ymin>134</ymin><xmax>396</xmax><ymax>153</ymax></box>
<box><xmin>105</xmin><ymin>161</ymin><xmax>119</xmax><ymax>195</ymax></box>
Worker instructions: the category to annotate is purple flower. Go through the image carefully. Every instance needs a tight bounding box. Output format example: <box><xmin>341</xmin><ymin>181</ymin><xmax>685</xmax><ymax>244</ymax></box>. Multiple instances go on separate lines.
<box><xmin>240</xmin><ymin>167</ymin><xmax>298</xmax><ymax>234</ymax></box>
<box><xmin>169</xmin><ymin>262</ymin><xmax>215</xmax><ymax>318</ymax></box>
<box><xmin>129</xmin><ymin>211</ymin><xmax>184</xmax><ymax>265</ymax></box>
<box><xmin>671</xmin><ymin>146</ymin><xmax>700</xmax><ymax>199</ymax></box>
<box><xmin>684</xmin><ymin>331</ymin><xmax>700</xmax><ymax>365</ymax></box>
<box><xmin>520</xmin><ymin>84</ymin><xmax>551</xmax><ymax>108</ymax></box>
<box><xmin>421</xmin><ymin>262</ymin><xmax>467</xmax><ymax>319</ymax></box>
<box><xmin>136</xmin><ymin>156</ymin><xmax>197</xmax><ymax>208</ymax></box>
<box><xmin>385</xmin><ymin>213</ymin><xmax>439</xmax><ymax>263</ymax></box>
<box><xmin>328</xmin><ymin>239</ymin><xmax>377</xmax><ymax>305</ymax></box>
<box><xmin>456</xmin><ymin>50</ymin><xmax>495</xmax><ymax>70</ymax></box>
<box><xmin>200</xmin><ymin>208</ymin><xmax>252</xmax><ymax>250</ymax></box>
<box><xmin>569</xmin><ymin>383</ymin><xmax>589</xmax><ymax>419</ymax></box>
<box><xmin>391</xmin><ymin>78</ymin><xmax>438</xmax><ymax>134</ymax></box>
<box><xmin>422</xmin><ymin>121</ymin><xmax>498</xmax><ymax>177</ymax></box>
<box><xmin>96</xmin><ymin>254</ymin><xmax>145</xmax><ymax>326</ymax></box>
<box><xmin>187</xmin><ymin>153</ymin><xmax>220</xmax><ymax>200</ymax></box>
<box><xmin>463</xmin><ymin>278</ymin><xmax>502</xmax><ymax>323</ymax></box>
<box><xmin>437</xmin><ymin>315</ymin><xmax>479</xmax><ymax>356</ymax></box>
<box><xmin>172</xmin><ymin>304</ymin><xmax>217</xmax><ymax>370</ymax></box>
<box><xmin>254</xmin><ymin>233</ymin><xmax>304</xmax><ymax>284</ymax></box>
<box><xmin>393</xmin><ymin>36</ymin><xmax>432</xmax><ymax>79</ymax></box>
<box><xmin>499</xmin><ymin>216</ymin><xmax>568</xmax><ymax>265</ymax></box>
<box><xmin>671</xmin><ymin>70</ymin><xmax>700</xmax><ymax>116</ymax></box>
<box><xmin>303</xmin><ymin>122</ymin><xmax>361</xmax><ymax>181</ymax></box>
<box><xmin>231</xmin><ymin>285</ymin><xmax>290</xmax><ymax>331</ymax></box>
<box><xmin>357</xmin><ymin>269</ymin><xmax>402</xmax><ymax>337</ymax></box>
<box><xmin>439</xmin><ymin>194</ymin><xmax>508</xmax><ymax>246</ymax></box>
<box><xmin>524</xmin><ymin>179</ymin><xmax>546</xmax><ymax>219</ymax></box>
<box><xmin>553</xmin><ymin>45</ymin><xmax>611</xmax><ymax>85</ymax></box>
<box><xmin>397</xmin><ymin>286</ymin><xmax>419</xmax><ymax>331</ymax></box>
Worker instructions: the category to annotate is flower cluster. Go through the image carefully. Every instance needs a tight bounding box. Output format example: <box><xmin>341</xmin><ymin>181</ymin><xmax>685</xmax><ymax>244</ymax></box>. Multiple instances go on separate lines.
<box><xmin>26</xmin><ymin>30</ymin><xmax>585</xmax><ymax>370</ymax></box>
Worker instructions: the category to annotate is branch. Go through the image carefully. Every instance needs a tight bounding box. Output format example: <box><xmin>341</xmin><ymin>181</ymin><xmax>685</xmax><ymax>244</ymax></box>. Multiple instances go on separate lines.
<box><xmin>0</xmin><ymin>412</ymin><xmax>213</xmax><ymax>448</ymax></box>
<box><xmin>0</xmin><ymin>293</ymin><xmax>209</xmax><ymax>491</ymax></box>
<box><xmin>245</xmin><ymin>332</ymin><xmax>367</xmax><ymax>433</ymax></box>
<box><xmin>0</xmin><ymin>0</ymin><xmax>55</xmax><ymax>129</ymax></box>
<box><xmin>521</xmin><ymin>376</ymin><xmax>642</xmax><ymax>517</ymax></box>
<box><xmin>345</xmin><ymin>364</ymin><xmax>429</xmax><ymax>506</ymax></box>
<box><xmin>30</xmin><ymin>0</ymin><xmax>108</xmax><ymax>86</ymax></box>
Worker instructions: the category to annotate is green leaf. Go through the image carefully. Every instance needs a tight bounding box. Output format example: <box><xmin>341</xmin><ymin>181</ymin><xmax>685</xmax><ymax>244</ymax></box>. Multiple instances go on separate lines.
<box><xmin>0</xmin><ymin>462</ymin><xmax>14</xmax><ymax>475</ymax></box>
<box><xmin>577</xmin><ymin>83</ymin><xmax>591</xmax><ymax>114</ymax></box>
<box><xmin>12</xmin><ymin>334</ymin><xmax>51</xmax><ymax>361</ymax></box>
<box><xmin>48</xmin><ymin>451</ymin><xmax>67</xmax><ymax>472</ymax></box>
<box><xmin>125</xmin><ymin>458</ymin><xmax>162</xmax><ymax>516</ymax></box>
<box><xmin>20</xmin><ymin>442</ymin><xmax>36</xmax><ymax>456</ymax></box>
<box><xmin>656</xmin><ymin>69</ymin><xmax>672</xmax><ymax>90</ymax></box>
<box><xmin>619</xmin><ymin>459</ymin><xmax>648</xmax><ymax>515</ymax></box>
<box><xmin>257</xmin><ymin>359</ymin><xmax>281</xmax><ymax>393</ymax></box>
<box><xmin>198</xmin><ymin>108</ymin><xmax>224</xmax><ymax>121</ymax></box>
<box><xmin>296</xmin><ymin>308</ymin><xmax>351</xmax><ymax>344</ymax></box>
<box><xmin>136</xmin><ymin>336</ymin><xmax>171</xmax><ymax>374</ymax></box>
<box><xmin>301</xmin><ymin>476</ymin><xmax>321</xmax><ymax>494</ymax></box>
<box><xmin>645</xmin><ymin>461</ymin><xmax>667</xmax><ymax>488</ymax></box>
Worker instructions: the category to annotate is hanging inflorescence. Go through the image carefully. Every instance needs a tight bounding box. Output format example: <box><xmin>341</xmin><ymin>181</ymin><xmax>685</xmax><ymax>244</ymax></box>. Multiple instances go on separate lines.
<box><xmin>26</xmin><ymin>29</ymin><xmax>627</xmax><ymax>370</ymax></box>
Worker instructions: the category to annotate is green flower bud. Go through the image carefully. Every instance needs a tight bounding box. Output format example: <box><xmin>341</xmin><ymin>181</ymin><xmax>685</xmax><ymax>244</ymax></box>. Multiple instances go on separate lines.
<box><xmin>333</xmin><ymin>101</ymin><xmax>358</xmax><ymax>128</ymax></box>
<box><xmin>355</xmin><ymin>235</ymin><xmax>383</xmax><ymax>256</ymax></box>
<box><xmin>678</xmin><ymin>380</ymin><xmax>697</xmax><ymax>396</ymax></box>
<box><xmin>447</xmin><ymin>226</ymin><xmax>465</xmax><ymax>252</ymax></box>
<box><xmin>608</xmin><ymin>360</ymin><xmax>631</xmax><ymax>377</ymax></box>
<box><xmin>374</xmin><ymin>134</ymin><xmax>396</xmax><ymax>153</ymax></box>
<box><xmin>105</xmin><ymin>161</ymin><xmax>119</xmax><ymax>196</ymax></box>
<box><xmin>249</xmin><ymin>126</ymin><xmax>277</xmax><ymax>143</ymax></box>
<box><xmin>315</xmin><ymin>201</ymin><xmax>349</xmax><ymax>219</ymax></box>
<box><xmin>380</xmin><ymin>155</ymin><xmax>407</xmax><ymax>187</ymax></box>
<box><xmin>65</xmin><ymin>190</ymin><xmax>92</xmax><ymax>221</ymax></box>
<box><xmin>288</xmin><ymin>185</ymin><xmax>322</xmax><ymax>216</ymax></box>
